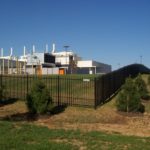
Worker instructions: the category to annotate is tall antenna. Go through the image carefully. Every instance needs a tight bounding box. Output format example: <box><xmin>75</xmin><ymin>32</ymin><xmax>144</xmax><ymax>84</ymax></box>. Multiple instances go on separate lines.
<box><xmin>64</xmin><ymin>45</ymin><xmax>70</xmax><ymax>51</ymax></box>
<box><xmin>140</xmin><ymin>55</ymin><xmax>143</xmax><ymax>64</ymax></box>
<box><xmin>10</xmin><ymin>47</ymin><xmax>13</xmax><ymax>57</ymax></box>
<box><xmin>23</xmin><ymin>46</ymin><xmax>26</xmax><ymax>56</ymax></box>
<box><xmin>64</xmin><ymin>45</ymin><xmax>70</xmax><ymax>65</ymax></box>
<box><xmin>33</xmin><ymin>45</ymin><xmax>35</xmax><ymax>53</ymax></box>
<box><xmin>45</xmin><ymin>44</ymin><xmax>48</xmax><ymax>53</ymax></box>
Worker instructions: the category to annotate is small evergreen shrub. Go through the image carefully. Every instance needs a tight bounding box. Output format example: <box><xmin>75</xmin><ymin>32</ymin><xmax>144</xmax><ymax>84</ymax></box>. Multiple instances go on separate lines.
<box><xmin>26</xmin><ymin>79</ymin><xmax>52</xmax><ymax>114</ymax></box>
<box><xmin>134</xmin><ymin>74</ymin><xmax>148</xmax><ymax>99</ymax></box>
<box><xmin>116</xmin><ymin>77</ymin><xmax>143</xmax><ymax>113</ymax></box>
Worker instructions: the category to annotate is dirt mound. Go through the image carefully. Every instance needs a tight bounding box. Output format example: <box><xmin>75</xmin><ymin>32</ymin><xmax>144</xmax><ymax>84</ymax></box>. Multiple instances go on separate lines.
<box><xmin>36</xmin><ymin>106</ymin><xmax>150</xmax><ymax>137</ymax></box>
<box><xmin>0</xmin><ymin>101</ymin><xmax>150</xmax><ymax>137</ymax></box>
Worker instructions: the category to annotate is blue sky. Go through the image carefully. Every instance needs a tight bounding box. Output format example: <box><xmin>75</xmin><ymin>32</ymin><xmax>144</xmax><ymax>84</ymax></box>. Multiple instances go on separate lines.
<box><xmin>0</xmin><ymin>0</ymin><xmax>150</xmax><ymax>70</ymax></box>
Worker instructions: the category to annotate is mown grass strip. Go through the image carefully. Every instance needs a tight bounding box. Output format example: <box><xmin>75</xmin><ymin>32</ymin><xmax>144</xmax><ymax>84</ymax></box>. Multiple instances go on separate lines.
<box><xmin>0</xmin><ymin>121</ymin><xmax>150</xmax><ymax>150</ymax></box>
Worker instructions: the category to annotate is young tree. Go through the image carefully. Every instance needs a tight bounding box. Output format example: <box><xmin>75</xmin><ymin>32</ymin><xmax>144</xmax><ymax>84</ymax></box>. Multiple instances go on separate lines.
<box><xmin>26</xmin><ymin>79</ymin><xmax>52</xmax><ymax>114</ymax></box>
<box><xmin>116</xmin><ymin>77</ymin><xmax>142</xmax><ymax>112</ymax></box>
<box><xmin>134</xmin><ymin>74</ymin><xmax>148</xmax><ymax>99</ymax></box>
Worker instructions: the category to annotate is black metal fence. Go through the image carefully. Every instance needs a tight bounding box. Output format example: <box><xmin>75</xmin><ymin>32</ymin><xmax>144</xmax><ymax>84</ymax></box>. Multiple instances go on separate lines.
<box><xmin>0</xmin><ymin>64</ymin><xmax>150</xmax><ymax>108</ymax></box>
<box><xmin>94</xmin><ymin>64</ymin><xmax>150</xmax><ymax>107</ymax></box>
<box><xmin>0</xmin><ymin>75</ymin><xmax>95</xmax><ymax>107</ymax></box>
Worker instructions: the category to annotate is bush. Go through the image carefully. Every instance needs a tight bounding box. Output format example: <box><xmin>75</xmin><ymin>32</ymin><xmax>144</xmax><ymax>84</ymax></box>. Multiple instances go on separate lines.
<box><xmin>134</xmin><ymin>74</ymin><xmax>148</xmax><ymax>99</ymax></box>
<box><xmin>116</xmin><ymin>77</ymin><xmax>142</xmax><ymax>113</ymax></box>
<box><xmin>26</xmin><ymin>79</ymin><xmax>52</xmax><ymax>114</ymax></box>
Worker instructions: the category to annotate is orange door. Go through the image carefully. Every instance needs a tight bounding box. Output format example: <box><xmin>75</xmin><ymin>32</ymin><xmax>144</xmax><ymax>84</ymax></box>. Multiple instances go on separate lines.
<box><xmin>37</xmin><ymin>66</ymin><xmax>42</xmax><ymax>75</ymax></box>
<box><xmin>59</xmin><ymin>69</ymin><xmax>65</xmax><ymax>75</ymax></box>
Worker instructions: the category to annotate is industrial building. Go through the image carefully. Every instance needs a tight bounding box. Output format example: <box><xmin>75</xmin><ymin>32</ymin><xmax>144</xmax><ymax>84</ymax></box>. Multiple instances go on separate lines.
<box><xmin>0</xmin><ymin>44</ymin><xmax>111</xmax><ymax>75</ymax></box>
<box><xmin>77</xmin><ymin>60</ymin><xmax>111</xmax><ymax>74</ymax></box>
<box><xmin>0</xmin><ymin>48</ymin><xmax>26</xmax><ymax>74</ymax></box>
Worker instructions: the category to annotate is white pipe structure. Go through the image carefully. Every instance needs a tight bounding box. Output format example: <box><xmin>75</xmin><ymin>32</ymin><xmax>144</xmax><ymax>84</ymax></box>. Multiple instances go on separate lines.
<box><xmin>1</xmin><ymin>48</ymin><xmax>3</xmax><ymax>57</ymax></box>
<box><xmin>52</xmin><ymin>43</ymin><xmax>56</xmax><ymax>53</ymax></box>
<box><xmin>2</xmin><ymin>58</ymin><xmax>4</xmax><ymax>74</ymax></box>
<box><xmin>33</xmin><ymin>45</ymin><xmax>35</xmax><ymax>53</ymax></box>
<box><xmin>10</xmin><ymin>47</ymin><xmax>13</xmax><ymax>57</ymax></box>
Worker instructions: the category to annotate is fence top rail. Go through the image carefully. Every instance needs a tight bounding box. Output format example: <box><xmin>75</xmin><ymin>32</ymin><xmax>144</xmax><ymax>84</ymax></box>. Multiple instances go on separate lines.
<box><xmin>0</xmin><ymin>74</ymin><xmax>95</xmax><ymax>81</ymax></box>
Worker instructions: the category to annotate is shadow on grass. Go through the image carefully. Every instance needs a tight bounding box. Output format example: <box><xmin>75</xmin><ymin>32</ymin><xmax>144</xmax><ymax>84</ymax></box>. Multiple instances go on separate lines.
<box><xmin>0</xmin><ymin>112</ymin><xmax>39</xmax><ymax>122</ymax></box>
<box><xmin>96</xmin><ymin>89</ymin><xmax>120</xmax><ymax>109</ymax></box>
<box><xmin>141</xmin><ymin>95</ymin><xmax>150</xmax><ymax>101</ymax></box>
<box><xmin>0</xmin><ymin>104</ymin><xmax>67</xmax><ymax>122</ymax></box>
<box><xmin>0</xmin><ymin>98</ymin><xmax>18</xmax><ymax>107</ymax></box>
<box><xmin>50</xmin><ymin>104</ymin><xmax>67</xmax><ymax>115</ymax></box>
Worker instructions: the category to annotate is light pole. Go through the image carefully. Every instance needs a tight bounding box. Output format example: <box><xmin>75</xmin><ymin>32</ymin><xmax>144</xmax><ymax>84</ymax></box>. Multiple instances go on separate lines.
<box><xmin>64</xmin><ymin>45</ymin><xmax>69</xmax><ymax>65</ymax></box>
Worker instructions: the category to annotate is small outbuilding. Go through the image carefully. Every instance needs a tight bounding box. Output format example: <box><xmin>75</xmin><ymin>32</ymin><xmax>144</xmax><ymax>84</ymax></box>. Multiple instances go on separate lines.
<box><xmin>77</xmin><ymin>60</ymin><xmax>111</xmax><ymax>74</ymax></box>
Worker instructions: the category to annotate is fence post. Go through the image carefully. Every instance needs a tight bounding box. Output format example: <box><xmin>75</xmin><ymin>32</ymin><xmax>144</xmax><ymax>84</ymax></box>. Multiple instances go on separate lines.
<box><xmin>94</xmin><ymin>77</ymin><xmax>97</xmax><ymax>109</ymax></box>
<box><xmin>57</xmin><ymin>75</ymin><xmax>60</xmax><ymax>106</ymax></box>
<box><xmin>0</xmin><ymin>73</ymin><xmax>2</xmax><ymax>100</ymax></box>
<box><xmin>0</xmin><ymin>73</ymin><xmax>2</xmax><ymax>87</ymax></box>
<box><xmin>27</xmin><ymin>74</ymin><xmax>29</xmax><ymax>96</ymax></box>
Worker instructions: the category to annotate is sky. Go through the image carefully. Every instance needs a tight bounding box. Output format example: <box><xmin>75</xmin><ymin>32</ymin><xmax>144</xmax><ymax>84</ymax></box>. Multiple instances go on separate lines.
<box><xmin>0</xmin><ymin>0</ymin><xmax>150</xmax><ymax>70</ymax></box>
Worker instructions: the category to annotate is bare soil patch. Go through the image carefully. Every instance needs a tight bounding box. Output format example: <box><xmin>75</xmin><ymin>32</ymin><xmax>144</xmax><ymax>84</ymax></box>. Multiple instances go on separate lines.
<box><xmin>36</xmin><ymin>105</ymin><xmax>150</xmax><ymax>137</ymax></box>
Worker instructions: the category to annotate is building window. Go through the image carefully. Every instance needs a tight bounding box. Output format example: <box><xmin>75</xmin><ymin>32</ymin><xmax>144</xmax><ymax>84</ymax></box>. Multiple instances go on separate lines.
<box><xmin>44</xmin><ymin>54</ymin><xmax>55</xmax><ymax>63</ymax></box>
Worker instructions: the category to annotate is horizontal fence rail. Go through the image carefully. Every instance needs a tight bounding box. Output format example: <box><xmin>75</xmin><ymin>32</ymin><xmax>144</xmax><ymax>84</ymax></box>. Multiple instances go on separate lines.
<box><xmin>0</xmin><ymin>64</ymin><xmax>150</xmax><ymax>109</ymax></box>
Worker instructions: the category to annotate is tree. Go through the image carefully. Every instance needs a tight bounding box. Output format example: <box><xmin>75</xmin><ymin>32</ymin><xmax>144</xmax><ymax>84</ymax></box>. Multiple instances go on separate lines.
<box><xmin>116</xmin><ymin>77</ymin><xmax>142</xmax><ymax>113</ymax></box>
<box><xmin>26</xmin><ymin>79</ymin><xmax>52</xmax><ymax>114</ymax></box>
<box><xmin>134</xmin><ymin>74</ymin><xmax>148</xmax><ymax>99</ymax></box>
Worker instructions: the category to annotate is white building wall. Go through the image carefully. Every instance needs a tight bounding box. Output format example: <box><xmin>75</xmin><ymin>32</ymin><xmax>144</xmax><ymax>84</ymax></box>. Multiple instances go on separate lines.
<box><xmin>35</xmin><ymin>53</ymin><xmax>44</xmax><ymax>63</ymax></box>
<box><xmin>42</xmin><ymin>68</ymin><xmax>59</xmax><ymax>75</ymax></box>
<box><xmin>77</xmin><ymin>60</ymin><xmax>111</xmax><ymax>74</ymax></box>
<box><xmin>0</xmin><ymin>58</ymin><xmax>25</xmax><ymax>74</ymax></box>
<box><xmin>27</xmin><ymin>53</ymin><xmax>44</xmax><ymax>66</ymax></box>
<box><xmin>52</xmin><ymin>51</ymin><xmax>81</xmax><ymax>66</ymax></box>
<box><xmin>24</xmin><ymin>68</ymin><xmax>36</xmax><ymax>74</ymax></box>
<box><xmin>77</xmin><ymin>60</ymin><xmax>93</xmax><ymax>67</ymax></box>
<box><xmin>55</xmin><ymin>56</ymin><xmax>69</xmax><ymax>65</ymax></box>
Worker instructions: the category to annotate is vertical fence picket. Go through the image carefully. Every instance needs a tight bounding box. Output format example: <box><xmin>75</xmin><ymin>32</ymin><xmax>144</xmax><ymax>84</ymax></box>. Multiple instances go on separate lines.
<box><xmin>57</xmin><ymin>76</ymin><xmax>60</xmax><ymax>106</ymax></box>
<box><xmin>94</xmin><ymin>77</ymin><xmax>97</xmax><ymax>109</ymax></box>
<box><xmin>27</xmin><ymin>74</ymin><xmax>29</xmax><ymax>97</ymax></box>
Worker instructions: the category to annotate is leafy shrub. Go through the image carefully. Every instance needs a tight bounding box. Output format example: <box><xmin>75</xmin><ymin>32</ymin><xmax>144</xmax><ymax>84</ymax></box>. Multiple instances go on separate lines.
<box><xmin>26</xmin><ymin>79</ymin><xmax>52</xmax><ymax>114</ymax></box>
<box><xmin>116</xmin><ymin>77</ymin><xmax>143</xmax><ymax>113</ymax></box>
<box><xmin>134</xmin><ymin>74</ymin><xmax>148</xmax><ymax>99</ymax></box>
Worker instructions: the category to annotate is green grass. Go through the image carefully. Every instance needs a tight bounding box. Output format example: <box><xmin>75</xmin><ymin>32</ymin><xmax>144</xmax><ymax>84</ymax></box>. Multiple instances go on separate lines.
<box><xmin>0</xmin><ymin>121</ymin><xmax>150</xmax><ymax>150</ymax></box>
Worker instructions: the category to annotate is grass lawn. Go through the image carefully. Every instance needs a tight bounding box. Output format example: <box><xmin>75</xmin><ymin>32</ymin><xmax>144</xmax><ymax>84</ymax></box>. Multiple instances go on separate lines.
<box><xmin>0</xmin><ymin>120</ymin><xmax>150</xmax><ymax>150</ymax></box>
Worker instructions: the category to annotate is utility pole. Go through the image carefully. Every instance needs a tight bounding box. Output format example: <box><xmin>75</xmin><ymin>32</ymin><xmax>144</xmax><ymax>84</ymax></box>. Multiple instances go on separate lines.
<box><xmin>64</xmin><ymin>45</ymin><xmax>70</xmax><ymax>65</ymax></box>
